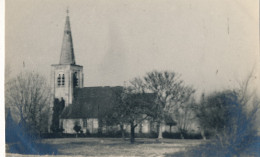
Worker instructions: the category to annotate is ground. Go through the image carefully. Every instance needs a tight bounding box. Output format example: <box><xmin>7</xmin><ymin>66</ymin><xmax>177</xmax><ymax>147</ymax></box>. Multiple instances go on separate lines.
<box><xmin>6</xmin><ymin>138</ymin><xmax>203</xmax><ymax>157</ymax></box>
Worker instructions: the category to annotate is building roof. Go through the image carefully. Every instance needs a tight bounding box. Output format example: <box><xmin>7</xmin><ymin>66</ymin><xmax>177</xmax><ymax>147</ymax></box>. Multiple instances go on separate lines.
<box><xmin>59</xmin><ymin>13</ymin><xmax>76</xmax><ymax>65</ymax></box>
<box><xmin>60</xmin><ymin>86</ymin><xmax>123</xmax><ymax>119</ymax></box>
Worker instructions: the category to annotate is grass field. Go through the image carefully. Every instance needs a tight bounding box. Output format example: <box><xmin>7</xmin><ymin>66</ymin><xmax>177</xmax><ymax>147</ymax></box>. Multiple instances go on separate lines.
<box><xmin>6</xmin><ymin>138</ymin><xmax>203</xmax><ymax>157</ymax></box>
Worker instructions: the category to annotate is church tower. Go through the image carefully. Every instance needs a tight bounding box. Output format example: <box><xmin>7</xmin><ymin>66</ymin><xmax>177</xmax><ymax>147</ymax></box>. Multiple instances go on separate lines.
<box><xmin>51</xmin><ymin>10</ymin><xmax>83</xmax><ymax>107</ymax></box>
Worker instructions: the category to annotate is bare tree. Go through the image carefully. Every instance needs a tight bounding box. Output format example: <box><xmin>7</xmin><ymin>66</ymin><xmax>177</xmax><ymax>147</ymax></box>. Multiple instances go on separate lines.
<box><xmin>107</xmin><ymin>79</ymin><xmax>154</xmax><ymax>143</ymax></box>
<box><xmin>173</xmin><ymin>97</ymin><xmax>196</xmax><ymax>139</ymax></box>
<box><xmin>123</xmin><ymin>87</ymin><xmax>152</xmax><ymax>143</ymax></box>
<box><xmin>142</xmin><ymin>71</ymin><xmax>195</xmax><ymax>139</ymax></box>
<box><xmin>5</xmin><ymin>71</ymin><xmax>51</xmax><ymax>136</ymax></box>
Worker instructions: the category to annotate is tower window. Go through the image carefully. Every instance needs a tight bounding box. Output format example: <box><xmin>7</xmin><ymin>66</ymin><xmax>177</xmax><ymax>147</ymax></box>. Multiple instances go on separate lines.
<box><xmin>73</xmin><ymin>72</ymin><xmax>78</xmax><ymax>87</ymax></box>
<box><xmin>57</xmin><ymin>74</ymin><xmax>61</xmax><ymax>86</ymax></box>
<box><xmin>62</xmin><ymin>74</ymin><xmax>65</xmax><ymax>86</ymax></box>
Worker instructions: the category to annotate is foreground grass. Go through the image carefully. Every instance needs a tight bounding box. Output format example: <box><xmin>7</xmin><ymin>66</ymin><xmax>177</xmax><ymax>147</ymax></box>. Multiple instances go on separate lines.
<box><xmin>6</xmin><ymin>138</ymin><xmax>203</xmax><ymax>157</ymax></box>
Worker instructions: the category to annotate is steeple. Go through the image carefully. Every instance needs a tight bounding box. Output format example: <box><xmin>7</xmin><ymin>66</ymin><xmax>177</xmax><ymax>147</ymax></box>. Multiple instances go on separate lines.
<box><xmin>59</xmin><ymin>8</ymin><xmax>75</xmax><ymax>65</ymax></box>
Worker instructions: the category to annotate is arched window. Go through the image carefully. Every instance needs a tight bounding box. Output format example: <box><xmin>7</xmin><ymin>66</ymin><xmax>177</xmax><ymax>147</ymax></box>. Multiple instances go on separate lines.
<box><xmin>57</xmin><ymin>74</ymin><xmax>61</xmax><ymax>86</ymax></box>
<box><xmin>62</xmin><ymin>74</ymin><xmax>65</xmax><ymax>86</ymax></box>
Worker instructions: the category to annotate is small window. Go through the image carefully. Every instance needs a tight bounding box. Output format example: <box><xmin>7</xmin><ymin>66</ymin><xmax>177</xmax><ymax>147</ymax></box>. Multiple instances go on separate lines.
<box><xmin>62</xmin><ymin>74</ymin><xmax>65</xmax><ymax>86</ymax></box>
<box><xmin>57</xmin><ymin>74</ymin><xmax>61</xmax><ymax>86</ymax></box>
<box><xmin>83</xmin><ymin>119</ymin><xmax>87</xmax><ymax>127</ymax></box>
<box><xmin>93</xmin><ymin>119</ymin><xmax>99</xmax><ymax>129</ymax></box>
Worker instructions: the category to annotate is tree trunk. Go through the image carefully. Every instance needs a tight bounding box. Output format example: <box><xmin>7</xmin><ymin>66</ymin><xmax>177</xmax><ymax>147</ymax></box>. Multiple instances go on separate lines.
<box><xmin>158</xmin><ymin>123</ymin><xmax>163</xmax><ymax>139</ymax></box>
<box><xmin>180</xmin><ymin>133</ymin><xmax>184</xmax><ymax>139</ymax></box>
<box><xmin>201</xmin><ymin>130</ymin><xmax>206</xmax><ymax>140</ymax></box>
<box><xmin>130</xmin><ymin>123</ymin><xmax>135</xmax><ymax>144</ymax></box>
<box><xmin>120</xmin><ymin>124</ymin><xmax>125</xmax><ymax>140</ymax></box>
<box><xmin>98</xmin><ymin>120</ymin><xmax>102</xmax><ymax>135</ymax></box>
<box><xmin>180</xmin><ymin>129</ymin><xmax>185</xmax><ymax>139</ymax></box>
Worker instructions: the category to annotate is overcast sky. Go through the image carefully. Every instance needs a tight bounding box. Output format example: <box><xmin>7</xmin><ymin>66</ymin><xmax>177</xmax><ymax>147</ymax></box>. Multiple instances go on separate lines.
<box><xmin>5</xmin><ymin>0</ymin><xmax>260</xmax><ymax>96</ymax></box>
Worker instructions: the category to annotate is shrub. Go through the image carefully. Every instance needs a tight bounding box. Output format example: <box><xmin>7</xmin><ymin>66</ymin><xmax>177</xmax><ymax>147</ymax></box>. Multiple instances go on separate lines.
<box><xmin>162</xmin><ymin>131</ymin><xmax>202</xmax><ymax>139</ymax></box>
<box><xmin>177</xmin><ymin>90</ymin><xmax>260</xmax><ymax>156</ymax></box>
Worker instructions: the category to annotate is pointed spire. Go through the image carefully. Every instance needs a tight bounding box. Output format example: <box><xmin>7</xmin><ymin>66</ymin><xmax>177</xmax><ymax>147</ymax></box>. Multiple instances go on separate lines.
<box><xmin>60</xmin><ymin>8</ymin><xmax>76</xmax><ymax>65</ymax></box>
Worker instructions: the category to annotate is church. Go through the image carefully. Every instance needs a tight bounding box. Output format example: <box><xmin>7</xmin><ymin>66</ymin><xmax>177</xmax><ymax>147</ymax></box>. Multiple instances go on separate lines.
<box><xmin>50</xmin><ymin>11</ymin><xmax>173</xmax><ymax>134</ymax></box>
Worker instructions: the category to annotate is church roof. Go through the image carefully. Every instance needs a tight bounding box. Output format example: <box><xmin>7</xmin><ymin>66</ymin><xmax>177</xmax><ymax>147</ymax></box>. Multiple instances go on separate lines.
<box><xmin>60</xmin><ymin>86</ymin><xmax>123</xmax><ymax>119</ymax></box>
<box><xmin>60</xmin><ymin>86</ymin><xmax>156</xmax><ymax>119</ymax></box>
<box><xmin>59</xmin><ymin>11</ymin><xmax>76</xmax><ymax>65</ymax></box>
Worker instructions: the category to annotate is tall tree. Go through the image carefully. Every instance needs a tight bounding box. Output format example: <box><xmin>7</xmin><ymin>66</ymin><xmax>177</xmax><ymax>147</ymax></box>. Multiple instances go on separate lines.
<box><xmin>143</xmin><ymin>71</ymin><xmax>195</xmax><ymax>139</ymax></box>
<box><xmin>121</xmin><ymin>86</ymin><xmax>154</xmax><ymax>143</ymax></box>
<box><xmin>106</xmin><ymin>80</ymin><xmax>154</xmax><ymax>143</ymax></box>
<box><xmin>50</xmin><ymin>98</ymin><xmax>65</xmax><ymax>133</ymax></box>
<box><xmin>5</xmin><ymin>71</ymin><xmax>51</xmax><ymax>137</ymax></box>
